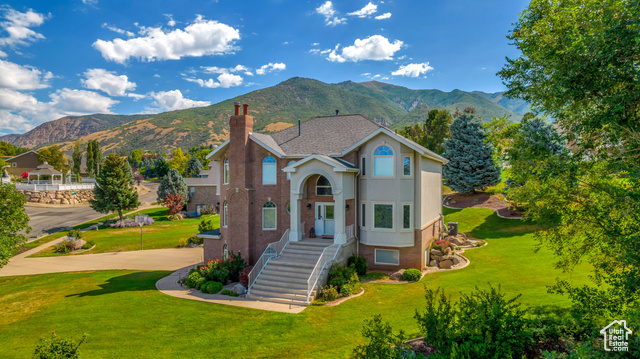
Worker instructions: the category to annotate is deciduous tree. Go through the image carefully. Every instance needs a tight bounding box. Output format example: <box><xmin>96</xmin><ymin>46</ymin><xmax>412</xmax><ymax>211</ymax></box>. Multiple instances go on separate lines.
<box><xmin>399</xmin><ymin>109</ymin><xmax>453</xmax><ymax>154</ymax></box>
<box><xmin>72</xmin><ymin>139</ymin><xmax>82</xmax><ymax>176</ymax></box>
<box><xmin>0</xmin><ymin>183</ymin><xmax>30</xmax><ymax>268</ymax></box>
<box><xmin>37</xmin><ymin>146</ymin><xmax>69</xmax><ymax>173</ymax></box>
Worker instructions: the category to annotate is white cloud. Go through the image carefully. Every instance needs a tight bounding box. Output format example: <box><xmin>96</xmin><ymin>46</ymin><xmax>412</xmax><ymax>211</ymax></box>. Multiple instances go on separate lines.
<box><xmin>0</xmin><ymin>7</ymin><xmax>49</xmax><ymax>52</ymax></box>
<box><xmin>185</xmin><ymin>73</ymin><xmax>243</xmax><ymax>88</ymax></box>
<box><xmin>81</xmin><ymin>68</ymin><xmax>137</xmax><ymax>96</ymax></box>
<box><xmin>82</xmin><ymin>0</ymin><xmax>98</xmax><ymax>5</ymax></box>
<box><xmin>48</xmin><ymin>88</ymin><xmax>118</xmax><ymax>114</ymax></box>
<box><xmin>102</xmin><ymin>23</ymin><xmax>134</xmax><ymax>37</ymax></box>
<box><xmin>164</xmin><ymin>14</ymin><xmax>176</xmax><ymax>27</ymax></box>
<box><xmin>153</xmin><ymin>74</ymin><xmax>161</xmax><ymax>78</ymax></box>
<box><xmin>347</xmin><ymin>2</ymin><xmax>377</xmax><ymax>17</ymax></box>
<box><xmin>316</xmin><ymin>1</ymin><xmax>346</xmax><ymax>26</ymax></box>
<box><xmin>202</xmin><ymin>64</ymin><xmax>250</xmax><ymax>75</ymax></box>
<box><xmin>312</xmin><ymin>42</ymin><xmax>320</xmax><ymax>46</ymax></box>
<box><xmin>327</xmin><ymin>35</ymin><xmax>403</xmax><ymax>62</ymax></box>
<box><xmin>392</xmin><ymin>62</ymin><xmax>434</xmax><ymax>77</ymax></box>
<box><xmin>256</xmin><ymin>62</ymin><xmax>285</xmax><ymax>75</ymax></box>
<box><xmin>0</xmin><ymin>88</ymin><xmax>38</xmax><ymax>110</ymax></box>
<box><xmin>0</xmin><ymin>60</ymin><xmax>52</xmax><ymax>90</ymax></box>
<box><xmin>93</xmin><ymin>16</ymin><xmax>240</xmax><ymax>63</ymax></box>
<box><xmin>375</xmin><ymin>12</ymin><xmax>392</xmax><ymax>20</ymax></box>
<box><xmin>148</xmin><ymin>90</ymin><xmax>210</xmax><ymax>111</ymax></box>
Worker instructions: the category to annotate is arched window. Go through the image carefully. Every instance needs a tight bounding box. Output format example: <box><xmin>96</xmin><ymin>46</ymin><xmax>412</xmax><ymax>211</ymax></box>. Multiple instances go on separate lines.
<box><xmin>373</xmin><ymin>145</ymin><xmax>394</xmax><ymax>177</ymax></box>
<box><xmin>286</xmin><ymin>161</ymin><xmax>295</xmax><ymax>180</ymax></box>
<box><xmin>286</xmin><ymin>202</ymin><xmax>291</xmax><ymax>214</ymax></box>
<box><xmin>262</xmin><ymin>201</ymin><xmax>277</xmax><ymax>230</ymax></box>
<box><xmin>223</xmin><ymin>158</ymin><xmax>229</xmax><ymax>184</ymax></box>
<box><xmin>223</xmin><ymin>201</ymin><xmax>228</xmax><ymax>227</ymax></box>
<box><xmin>316</xmin><ymin>175</ymin><xmax>332</xmax><ymax>196</ymax></box>
<box><xmin>262</xmin><ymin>156</ymin><xmax>276</xmax><ymax>185</ymax></box>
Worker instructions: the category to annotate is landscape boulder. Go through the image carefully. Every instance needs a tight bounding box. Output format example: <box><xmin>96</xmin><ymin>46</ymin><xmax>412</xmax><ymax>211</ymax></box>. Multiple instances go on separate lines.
<box><xmin>232</xmin><ymin>284</ymin><xmax>247</xmax><ymax>295</ymax></box>
<box><xmin>439</xmin><ymin>259</ymin><xmax>453</xmax><ymax>269</ymax></box>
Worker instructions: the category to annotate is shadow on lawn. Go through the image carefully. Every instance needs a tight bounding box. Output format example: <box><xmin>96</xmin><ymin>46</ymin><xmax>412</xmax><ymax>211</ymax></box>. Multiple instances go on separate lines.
<box><xmin>66</xmin><ymin>271</ymin><xmax>172</xmax><ymax>297</ymax></box>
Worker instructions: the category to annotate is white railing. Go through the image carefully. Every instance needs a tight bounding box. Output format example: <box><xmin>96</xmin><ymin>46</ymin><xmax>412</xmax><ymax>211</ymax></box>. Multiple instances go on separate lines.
<box><xmin>15</xmin><ymin>183</ymin><xmax>96</xmax><ymax>191</ymax></box>
<box><xmin>346</xmin><ymin>224</ymin><xmax>355</xmax><ymax>239</ymax></box>
<box><xmin>247</xmin><ymin>229</ymin><xmax>290</xmax><ymax>293</ymax></box>
<box><xmin>306</xmin><ymin>242</ymin><xmax>341</xmax><ymax>303</ymax></box>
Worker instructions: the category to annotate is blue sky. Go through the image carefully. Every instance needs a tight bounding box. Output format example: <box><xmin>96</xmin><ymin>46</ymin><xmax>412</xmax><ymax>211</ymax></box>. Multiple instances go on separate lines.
<box><xmin>0</xmin><ymin>0</ymin><xmax>529</xmax><ymax>135</ymax></box>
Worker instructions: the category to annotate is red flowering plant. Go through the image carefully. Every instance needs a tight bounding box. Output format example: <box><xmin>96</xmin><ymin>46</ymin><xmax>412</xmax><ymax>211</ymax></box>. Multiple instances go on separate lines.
<box><xmin>432</xmin><ymin>239</ymin><xmax>455</xmax><ymax>254</ymax></box>
<box><xmin>193</xmin><ymin>252</ymin><xmax>248</xmax><ymax>285</ymax></box>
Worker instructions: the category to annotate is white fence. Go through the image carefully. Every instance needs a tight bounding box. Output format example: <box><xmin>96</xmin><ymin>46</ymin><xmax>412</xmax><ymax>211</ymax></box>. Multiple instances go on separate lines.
<box><xmin>14</xmin><ymin>183</ymin><xmax>96</xmax><ymax>191</ymax></box>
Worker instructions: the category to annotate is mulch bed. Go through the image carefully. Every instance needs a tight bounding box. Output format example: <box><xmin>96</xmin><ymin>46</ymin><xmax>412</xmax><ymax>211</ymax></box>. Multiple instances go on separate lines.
<box><xmin>443</xmin><ymin>192</ymin><xmax>523</xmax><ymax>219</ymax></box>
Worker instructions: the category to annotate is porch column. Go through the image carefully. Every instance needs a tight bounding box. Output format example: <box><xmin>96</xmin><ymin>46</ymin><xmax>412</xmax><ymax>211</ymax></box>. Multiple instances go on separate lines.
<box><xmin>333</xmin><ymin>190</ymin><xmax>347</xmax><ymax>244</ymax></box>
<box><xmin>289</xmin><ymin>192</ymin><xmax>303</xmax><ymax>242</ymax></box>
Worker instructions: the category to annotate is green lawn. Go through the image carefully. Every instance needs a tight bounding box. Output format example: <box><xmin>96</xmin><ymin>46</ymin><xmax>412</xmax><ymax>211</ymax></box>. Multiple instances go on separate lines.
<box><xmin>29</xmin><ymin>209</ymin><xmax>217</xmax><ymax>257</ymax></box>
<box><xmin>0</xmin><ymin>208</ymin><xmax>592</xmax><ymax>358</ymax></box>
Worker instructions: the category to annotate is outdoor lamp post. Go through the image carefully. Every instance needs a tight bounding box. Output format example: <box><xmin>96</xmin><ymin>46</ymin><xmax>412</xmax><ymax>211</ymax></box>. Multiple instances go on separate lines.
<box><xmin>135</xmin><ymin>214</ymin><xmax>149</xmax><ymax>250</ymax></box>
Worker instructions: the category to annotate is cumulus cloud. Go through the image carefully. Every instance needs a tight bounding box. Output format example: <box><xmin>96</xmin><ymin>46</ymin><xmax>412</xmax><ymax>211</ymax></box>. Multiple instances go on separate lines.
<box><xmin>392</xmin><ymin>62</ymin><xmax>434</xmax><ymax>77</ymax></box>
<box><xmin>148</xmin><ymin>90</ymin><xmax>210</xmax><ymax>112</ymax></box>
<box><xmin>185</xmin><ymin>73</ymin><xmax>243</xmax><ymax>88</ymax></box>
<box><xmin>0</xmin><ymin>60</ymin><xmax>52</xmax><ymax>90</ymax></box>
<box><xmin>164</xmin><ymin>14</ymin><xmax>176</xmax><ymax>27</ymax></box>
<box><xmin>82</xmin><ymin>68</ymin><xmax>137</xmax><ymax>96</ymax></box>
<box><xmin>0</xmin><ymin>7</ymin><xmax>50</xmax><ymax>53</ymax></box>
<box><xmin>375</xmin><ymin>12</ymin><xmax>392</xmax><ymax>20</ymax></box>
<box><xmin>49</xmin><ymin>88</ymin><xmax>118</xmax><ymax>114</ymax></box>
<box><xmin>316</xmin><ymin>1</ymin><xmax>346</xmax><ymax>26</ymax></box>
<box><xmin>347</xmin><ymin>2</ymin><xmax>377</xmax><ymax>17</ymax></box>
<box><xmin>327</xmin><ymin>35</ymin><xmax>402</xmax><ymax>62</ymax></box>
<box><xmin>202</xmin><ymin>64</ymin><xmax>252</xmax><ymax>76</ymax></box>
<box><xmin>255</xmin><ymin>62</ymin><xmax>285</xmax><ymax>75</ymax></box>
<box><xmin>102</xmin><ymin>23</ymin><xmax>134</xmax><ymax>37</ymax></box>
<box><xmin>93</xmin><ymin>16</ymin><xmax>240</xmax><ymax>63</ymax></box>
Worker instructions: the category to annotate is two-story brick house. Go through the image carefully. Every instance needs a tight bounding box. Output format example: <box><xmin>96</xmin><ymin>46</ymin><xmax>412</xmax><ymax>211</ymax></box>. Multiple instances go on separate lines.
<box><xmin>204</xmin><ymin>103</ymin><xmax>446</xmax><ymax>277</ymax></box>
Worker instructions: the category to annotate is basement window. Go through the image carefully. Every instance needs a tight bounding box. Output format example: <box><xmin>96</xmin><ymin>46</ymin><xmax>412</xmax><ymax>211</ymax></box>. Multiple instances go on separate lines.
<box><xmin>375</xmin><ymin>249</ymin><xmax>399</xmax><ymax>265</ymax></box>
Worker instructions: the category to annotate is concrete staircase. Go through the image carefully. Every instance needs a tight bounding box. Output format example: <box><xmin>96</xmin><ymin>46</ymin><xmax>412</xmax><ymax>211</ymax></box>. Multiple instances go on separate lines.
<box><xmin>247</xmin><ymin>239</ymin><xmax>332</xmax><ymax>306</ymax></box>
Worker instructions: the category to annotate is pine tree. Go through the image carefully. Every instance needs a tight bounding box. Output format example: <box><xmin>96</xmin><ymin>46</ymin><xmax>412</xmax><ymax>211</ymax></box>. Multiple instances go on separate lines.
<box><xmin>186</xmin><ymin>157</ymin><xmax>204</xmax><ymax>178</ymax></box>
<box><xmin>443</xmin><ymin>113</ymin><xmax>501</xmax><ymax>195</ymax></box>
<box><xmin>0</xmin><ymin>183</ymin><xmax>30</xmax><ymax>268</ymax></box>
<box><xmin>90</xmin><ymin>153</ymin><xmax>139</xmax><ymax>221</ymax></box>
<box><xmin>157</xmin><ymin>169</ymin><xmax>189</xmax><ymax>205</ymax></box>
<box><xmin>155</xmin><ymin>157</ymin><xmax>169</xmax><ymax>178</ymax></box>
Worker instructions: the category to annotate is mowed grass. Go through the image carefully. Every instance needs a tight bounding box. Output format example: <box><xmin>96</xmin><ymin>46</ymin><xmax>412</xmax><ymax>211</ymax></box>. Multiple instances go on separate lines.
<box><xmin>29</xmin><ymin>209</ymin><xmax>217</xmax><ymax>257</ymax></box>
<box><xmin>0</xmin><ymin>208</ymin><xmax>592</xmax><ymax>358</ymax></box>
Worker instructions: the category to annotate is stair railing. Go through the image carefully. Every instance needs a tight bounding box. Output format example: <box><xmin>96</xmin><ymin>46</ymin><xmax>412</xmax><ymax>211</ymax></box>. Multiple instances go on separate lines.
<box><xmin>306</xmin><ymin>242</ymin><xmax>341</xmax><ymax>303</ymax></box>
<box><xmin>247</xmin><ymin>229</ymin><xmax>290</xmax><ymax>294</ymax></box>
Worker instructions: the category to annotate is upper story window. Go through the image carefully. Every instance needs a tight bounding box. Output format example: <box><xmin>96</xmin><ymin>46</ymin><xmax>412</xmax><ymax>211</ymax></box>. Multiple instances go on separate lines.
<box><xmin>223</xmin><ymin>201</ymin><xmax>228</xmax><ymax>227</ymax></box>
<box><xmin>316</xmin><ymin>175</ymin><xmax>332</xmax><ymax>196</ymax></box>
<box><xmin>403</xmin><ymin>156</ymin><xmax>412</xmax><ymax>176</ymax></box>
<box><xmin>189</xmin><ymin>187</ymin><xmax>195</xmax><ymax>198</ymax></box>
<box><xmin>262</xmin><ymin>201</ymin><xmax>277</xmax><ymax>230</ymax></box>
<box><xmin>262</xmin><ymin>156</ymin><xmax>276</xmax><ymax>185</ymax></box>
<box><xmin>374</xmin><ymin>145</ymin><xmax>394</xmax><ymax>177</ymax></box>
<box><xmin>12</xmin><ymin>162</ymin><xmax>17</xmax><ymax>167</ymax></box>
<box><xmin>223</xmin><ymin>158</ymin><xmax>229</xmax><ymax>184</ymax></box>
<box><xmin>361</xmin><ymin>157</ymin><xmax>366</xmax><ymax>176</ymax></box>
<box><xmin>286</xmin><ymin>161</ymin><xmax>295</xmax><ymax>180</ymax></box>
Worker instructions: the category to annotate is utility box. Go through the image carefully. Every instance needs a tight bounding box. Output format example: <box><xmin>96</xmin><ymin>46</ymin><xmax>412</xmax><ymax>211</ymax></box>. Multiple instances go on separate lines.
<box><xmin>448</xmin><ymin>222</ymin><xmax>458</xmax><ymax>237</ymax></box>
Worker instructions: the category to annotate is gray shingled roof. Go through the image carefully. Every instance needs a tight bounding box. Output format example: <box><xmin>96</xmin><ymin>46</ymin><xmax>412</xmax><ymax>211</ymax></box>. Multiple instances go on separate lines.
<box><xmin>250</xmin><ymin>133</ymin><xmax>286</xmax><ymax>157</ymax></box>
<box><xmin>269</xmin><ymin>114</ymin><xmax>382</xmax><ymax>156</ymax></box>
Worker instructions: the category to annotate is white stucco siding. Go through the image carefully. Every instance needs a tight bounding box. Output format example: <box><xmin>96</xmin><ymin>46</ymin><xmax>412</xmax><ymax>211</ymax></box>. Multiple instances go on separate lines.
<box><xmin>420</xmin><ymin>157</ymin><xmax>442</xmax><ymax>226</ymax></box>
<box><xmin>358</xmin><ymin>133</ymin><xmax>416</xmax><ymax>247</ymax></box>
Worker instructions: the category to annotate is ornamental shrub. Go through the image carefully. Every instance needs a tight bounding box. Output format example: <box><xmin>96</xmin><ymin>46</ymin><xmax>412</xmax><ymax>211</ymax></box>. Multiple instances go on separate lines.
<box><xmin>432</xmin><ymin>239</ymin><xmax>455</xmax><ymax>254</ymax></box>
<box><xmin>402</xmin><ymin>268</ymin><xmax>422</xmax><ymax>282</ymax></box>
<box><xmin>347</xmin><ymin>254</ymin><xmax>368</xmax><ymax>276</ymax></box>
<box><xmin>201</xmin><ymin>281</ymin><xmax>223</xmax><ymax>294</ymax></box>
<box><xmin>186</xmin><ymin>271</ymin><xmax>205</xmax><ymax>290</ymax></box>
<box><xmin>81</xmin><ymin>240</ymin><xmax>95</xmax><ymax>250</ymax></box>
<box><xmin>340</xmin><ymin>283</ymin><xmax>354</xmax><ymax>297</ymax></box>
<box><xmin>188</xmin><ymin>235</ymin><xmax>203</xmax><ymax>245</ymax></box>
<box><xmin>327</xmin><ymin>263</ymin><xmax>360</xmax><ymax>297</ymax></box>
<box><xmin>178</xmin><ymin>238</ymin><xmax>189</xmax><ymax>247</ymax></box>
<box><xmin>67</xmin><ymin>229</ymin><xmax>82</xmax><ymax>239</ymax></box>
<box><xmin>320</xmin><ymin>285</ymin><xmax>339</xmax><ymax>302</ymax></box>
<box><xmin>198</xmin><ymin>216</ymin><xmax>217</xmax><ymax>233</ymax></box>
<box><xmin>33</xmin><ymin>332</ymin><xmax>87</xmax><ymax>359</ymax></box>
<box><xmin>221</xmin><ymin>289</ymin><xmax>239</xmax><ymax>297</ymax></box>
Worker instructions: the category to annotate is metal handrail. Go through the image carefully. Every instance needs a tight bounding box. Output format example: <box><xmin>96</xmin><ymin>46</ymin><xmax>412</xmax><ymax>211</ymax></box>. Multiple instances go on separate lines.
<box><xmin>247</xmin><ymin>229</ymin><xmax>290</xmax><ymax>293</ymax></box>
<box><xmin>306</xmin><ymin>242</ymin><xmax>341</xmax><ymax>303</ymax></box>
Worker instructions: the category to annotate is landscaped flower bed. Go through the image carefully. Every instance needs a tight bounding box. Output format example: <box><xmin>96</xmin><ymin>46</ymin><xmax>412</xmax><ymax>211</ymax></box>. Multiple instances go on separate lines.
<box><xmin>182</xmin><ymin>252</ymin><xmax>248</xmax><ymax>295</ymax></box>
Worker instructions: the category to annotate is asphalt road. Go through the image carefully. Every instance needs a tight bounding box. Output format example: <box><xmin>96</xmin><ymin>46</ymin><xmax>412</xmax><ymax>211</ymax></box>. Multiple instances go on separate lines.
<box><xmin>24</xmin><ymin>181</ymin><xmax>160</xmax><ymax>240</ymax></box>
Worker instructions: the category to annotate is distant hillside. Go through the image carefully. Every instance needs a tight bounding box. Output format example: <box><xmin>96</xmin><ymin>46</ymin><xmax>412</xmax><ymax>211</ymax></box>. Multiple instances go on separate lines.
<box><xmin>5</xmin><ymin>77</ymin><xmax>529</xmax><ymax>153</ymax></box>
<box><xmin>0</xmin><ymin>114</ymin><xmax>149</xmax><ymax>149</ymax></box>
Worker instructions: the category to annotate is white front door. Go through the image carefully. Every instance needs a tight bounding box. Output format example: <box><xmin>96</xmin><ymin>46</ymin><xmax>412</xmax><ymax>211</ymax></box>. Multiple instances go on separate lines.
<box><xmin>315</xmin><ymin>203</ymin><xmax>335</xmax><ymax>237</ymax></box>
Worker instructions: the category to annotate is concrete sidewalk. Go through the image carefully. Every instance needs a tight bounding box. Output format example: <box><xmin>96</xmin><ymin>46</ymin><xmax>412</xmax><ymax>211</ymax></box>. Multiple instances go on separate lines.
<box><xmin>156</xmin><ymin>266</ymin><xmax>307</xmax><ymax>314</ymax></box>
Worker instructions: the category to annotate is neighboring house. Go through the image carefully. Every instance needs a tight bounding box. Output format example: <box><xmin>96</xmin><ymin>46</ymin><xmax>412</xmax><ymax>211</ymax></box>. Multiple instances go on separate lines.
<box><xmin>4</xmin><ymin>151</ymin><xmax>42</xmax><ymax>177</ymax></box>
<box><xmin>184</xmin><ymin>162</ymin><xmax>219</xmax><ymax>215</ymax></box>
<box><xmin>204</xmin><ymin>103</ymin><xmax>447</xmax><ymax>271</ymax></box>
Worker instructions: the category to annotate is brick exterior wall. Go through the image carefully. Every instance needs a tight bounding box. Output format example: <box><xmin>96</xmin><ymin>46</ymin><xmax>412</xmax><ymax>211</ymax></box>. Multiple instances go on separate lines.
<box><xmin>360</xmin><ymin>216</ymin><xmax>442</xmax><ymax>270</ymax></box>
<box><xmin>186</xmin><ymin>186</ymin><xmax>218</xmax><ymax>213</ymax></box>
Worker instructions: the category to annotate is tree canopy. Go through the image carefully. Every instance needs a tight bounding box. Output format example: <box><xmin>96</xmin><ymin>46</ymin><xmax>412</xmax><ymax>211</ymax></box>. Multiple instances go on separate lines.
<box><xmin>89</xmin><ymin>153</ymin><xmax>139</xmax><ymax>221</ymax></box>
<box><xmin>399</xmin><ymin>109</ymin><xmax>453</xmax><ymax>154</ymax></box>
<box><xmin>157</xmin><ymin>168</ymin><xmax>188</xmax><ymax>206</ymax></box>
<box><xmin>186</xmin><ymin>157</ymin><xmax>204</xmax><ymax>178</ymax></box>
<box><xmin>37</xmin><ymin>146</ymin><xmax>69</xmax><ymax>173</ymax></box>
<box><xmin>0</xmin><ymin>183</ymin><xmax>30</xmax><ymax>268</ymax></box>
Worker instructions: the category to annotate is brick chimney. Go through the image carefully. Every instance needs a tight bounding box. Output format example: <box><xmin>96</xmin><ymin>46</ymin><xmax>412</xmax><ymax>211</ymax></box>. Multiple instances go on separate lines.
<box><xmin>228</xmin><ymin>102</ymin><xmax>254</xmax><ymax>188</ymax></box>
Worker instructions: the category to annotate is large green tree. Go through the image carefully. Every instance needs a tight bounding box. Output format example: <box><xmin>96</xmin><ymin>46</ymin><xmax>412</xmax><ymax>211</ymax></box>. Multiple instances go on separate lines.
<box><xmin>72</xmin><ymin>139</ymin><xmax>82</xmax><ymax>176</ymax></box>
<box><xmin>442</xmin><ymin>113</ymin><xmax>501</xmax><ymax>194</ymax></box>
<box><xmin>0</xmin><ymin>183</ymin><xmax>30</xmax><ymax>268</ymax></box>
<box><xmin>89</xmin><ymin>153</ymin><xmax>139</xmax><ymax>221</ymax></box>
<box><xmin>186</xmin><ymin>157</ymin><xmax>204</xmax><ymax>178</ymax></box>
<box><xmin>157</xmin><ymin>168</ymin><xmax>188</xmax><ymax>206</ymax></box>
<box><xmin>499</xmin><ymin>0</ymin><xmax>640</xmax><ymax>324</ymax></box>
<box><xmin>37</xmin><ymin>146</ymin><xmax>69</xmax><ymax>174</ymax></box>
<box><xmin>399</xmin><ymin>109</ymin><xmax>453</xmax><ymax>154</ymax></box>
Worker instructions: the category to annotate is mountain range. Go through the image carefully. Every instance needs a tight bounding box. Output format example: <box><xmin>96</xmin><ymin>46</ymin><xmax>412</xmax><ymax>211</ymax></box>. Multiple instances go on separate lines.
<box><xmin>0</xmin><ymin>77</ymin><xmax>528</xmax><ymax>153</ymax></box>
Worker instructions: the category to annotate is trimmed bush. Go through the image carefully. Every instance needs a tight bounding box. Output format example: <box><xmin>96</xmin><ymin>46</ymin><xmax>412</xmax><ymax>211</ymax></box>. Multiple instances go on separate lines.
<box><xmin>402</xmin><ymin>268</ymin><xmax>422</xmax><ymax>282</ymax></box>
<box><xmin>67</xmin><ymin>229</ymin><xmax>82</xmax><ymax>239</ymax></box>
<box><xmin>186</xmin><ymin>271</ymin><xmax>205</xmax><ymax>290</ymax></box>
<box><xmin>81</xmin><ymin>240</ymin><xmax>95</xmax><ymax>250</ymax></box>
<box><xmin>188</xmin><ymin>235</ymin><xmax>203</xmax><ymax>245</ymax></box>
<box><xmin>201</xmin><ymin>281</ymin><xmax>223</xmax><ymax>294</ymax></box>
<box><xmin>33</xmin><ymin>333</ymin><xmax>87</xmax><ymax>359</ymax></box>
<box><xmin>320</xmin><ymin>285</ymin><xmax>339</xmax><ymax>302</ymax></box>
<box><xmin>198</xmin><ymin>216</ymin><xmax>217</xmax><ymax>233</ymax></box>
<box><xmin>340</xmin><ymin>283</ymin><xmax>354</xmax><ymax>297</ymax></box>
<box><xmin>347</xmin><ymin>255</ymin><xmax>368</xmax><ymax>276</ymax></box>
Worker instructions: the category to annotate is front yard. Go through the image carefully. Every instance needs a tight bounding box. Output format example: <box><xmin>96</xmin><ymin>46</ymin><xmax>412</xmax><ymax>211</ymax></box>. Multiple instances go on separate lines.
<box><xmin>29</xmin><ymin>208</ymin><xmax>217</xmax><ymax>257</ymax></box>
<box><xmin>0</xmin><ymin>207</ymin><xmax>592</xmax><ymax>358</ymax></box>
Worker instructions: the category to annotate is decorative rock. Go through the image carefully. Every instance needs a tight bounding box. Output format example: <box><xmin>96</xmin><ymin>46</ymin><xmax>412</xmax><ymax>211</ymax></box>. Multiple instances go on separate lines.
<box><xmin>430</xmin><ymin>249</ymin><xmax>443</xmax><ymax>257</ymax></box>
<box><xmin>61</xmin><ymin>199</ymin><xmax>70</xmax><ymax>204</ymax></box>
<box><xmin>439</xmin><ymin>259</ymin><xmax>453</xmax><ymax>269</ymax></box>
<box><xmin>73</xmin><ymin>239</ymin><xmax>86</xmax><ymax>250</ymax></box>
<box><xmin>232</xmin><ymin>284</ymin><xmax>247</xmax><ymax>295</ymax></box>
<box><xmin>453</xmin><ymin>257</ymin><xmax>460</xmax><ymax>265</ymax></box>
<box><xmin>429</xmin><ymin>260</ymin><xmax>438</xmax><ymax>267</ymax></box>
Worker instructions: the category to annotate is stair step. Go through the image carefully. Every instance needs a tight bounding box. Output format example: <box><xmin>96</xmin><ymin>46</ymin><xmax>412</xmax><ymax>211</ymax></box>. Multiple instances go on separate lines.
<box><xmin>249</xmin><ymin>288</ymin><xmax>309</xmax><ymax>301</ymax></box>
<box><xmin>282</xmin><ymin>248</ymin><xmax>326</xmax><ymax>255</ymax></box>
<box><xmin>251</xmin><ymin>283</ymin><xmax>308</xmax><ymax>295</ymax></box>
<box><xmin>259</xmin><ymin>272</ymin><xmax>309</xmax><ymax>282</ymax></box>
<box><xmin>269</xmin><ymin>259</ymin><xmax>317</xmax><ymax>268</ymax></box>
<box><xmin>246</xmin><ymin>294</ymin><xmax>309</xmax><ymax>306</ymax></box>
<box><xmin>255</xmin><ymin>279</ymin><xmax>308</xmax><ymax>290</ymax></box>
